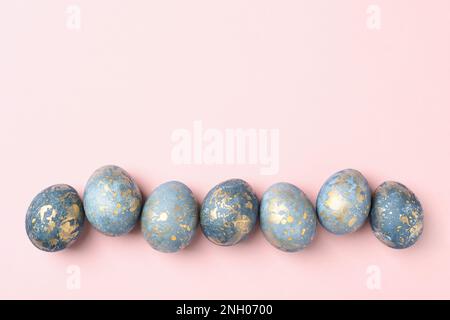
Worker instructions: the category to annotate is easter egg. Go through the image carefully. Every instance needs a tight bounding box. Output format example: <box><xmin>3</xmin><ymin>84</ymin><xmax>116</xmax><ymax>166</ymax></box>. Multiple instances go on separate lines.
<box><xmin>316</xmin><ymin>169</ymin><xmax>371</xmax><ymax>235</ymax></box>
<box><xmin>141</xmin><ymin>181</ymin><xmax>198</xmax><ymax>253</ymax></box>
<box><xmin>25</xmin><ymin>184</ymin><xmax>85</xmax><ymax>252</ymax></box>
<box><xmin>200</xmin><ymin>179</ymin><xmax>259</xmax><ymax>246</ymax></box>
<box><xmin>260</xmin><ymin>183</ymin><xmax>317</xmax><ymax>252</ymax></box>
<box><xmin>83</xmin><ymin>165</ymin><xmax>142</xmax><ymax>236</ymax></box>
<box><xmin>370</xmin><ymin>181</ymin><xmax>424</xmax><ymax>249</ymax></box>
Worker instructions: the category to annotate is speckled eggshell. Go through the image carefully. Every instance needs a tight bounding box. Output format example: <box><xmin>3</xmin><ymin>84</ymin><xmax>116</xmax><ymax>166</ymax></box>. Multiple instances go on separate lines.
<box><xmin>370</xmin><ymin>181</ymin><xmax>424</xmax><ymax>249</ymax></box>
<box><xmin>200</xmin><ymin>179</ymin><xmax>259</xmax><ymax>246</ymax></box>
<box><xmin>260</xmin><ymin>183</ymin><xmax>317</xmax><ymax>252</ymax></box>
<box><xmin>316</xmin><ymin>169</ymin><xmax>371</xmax><ymax>235</ymax></box>
<box><xmin>25</xmin><ymin>184</ymin><xmax>85</xmax><ymax>252</ymax></box>
<box><xmin>83</xmin><ymin>165</ymin><xmax>142</xmax><ymax>236</ymax></box>
<box><xmin>141</xmin><ymin>181</ymin><xmax>198</xmax><ymax>253</ymax></box>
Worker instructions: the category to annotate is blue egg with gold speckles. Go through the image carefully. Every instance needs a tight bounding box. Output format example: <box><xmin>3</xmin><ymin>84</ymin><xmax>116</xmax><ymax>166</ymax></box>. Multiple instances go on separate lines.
<box><xmin>260</xmin><ymin>183</ymin><xmax>317</xmax><ymax>252</ymax></box>
<box><xmin>317</xmin><ymin>169</ymin><xmax>371</xmax><ymax>235</ymax></box>
<box><xmin>200</xmin><ymin>179</ymin><xmax>258</xmax><ymax>246</ymax></box>
<box><xmin>25</xmin><ymin>184</ymin><xmax>85</xmax><ymax>252</ymax></box>
<box><xmin>370</xmin><ymin>181</ymin><xmax>423</xmax><ymax>249</ymax></box>
<box><xmin>83</xmin><ymin>165</ymin><xmax>142</xmax><ymax>236</ymax></box>
<box><xmin>141</xmin><ymin>181</ymin><xmax>198</xmax><ymax>253</ymax></box>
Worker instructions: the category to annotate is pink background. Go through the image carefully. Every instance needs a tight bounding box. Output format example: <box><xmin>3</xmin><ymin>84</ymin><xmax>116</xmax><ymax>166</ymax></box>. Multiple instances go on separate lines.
<box><xmin>1</xmin><ymin>1</ymin><xmax>450</xmax><ymax>299</ymax></box>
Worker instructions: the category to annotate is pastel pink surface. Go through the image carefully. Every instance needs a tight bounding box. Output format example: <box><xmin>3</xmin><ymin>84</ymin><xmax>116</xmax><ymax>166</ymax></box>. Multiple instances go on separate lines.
<box><xmin>1</xmin><ymin>1</ymin><xmax>449</xmax><ymax>299</ymax></box>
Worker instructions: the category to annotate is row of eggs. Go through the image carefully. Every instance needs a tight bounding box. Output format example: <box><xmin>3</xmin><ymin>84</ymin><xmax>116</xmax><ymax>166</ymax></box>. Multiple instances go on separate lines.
<box><xmin>25</xmin><ymin>166</ymin><xmax>424</xmax><ymax>253</ymax></box>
